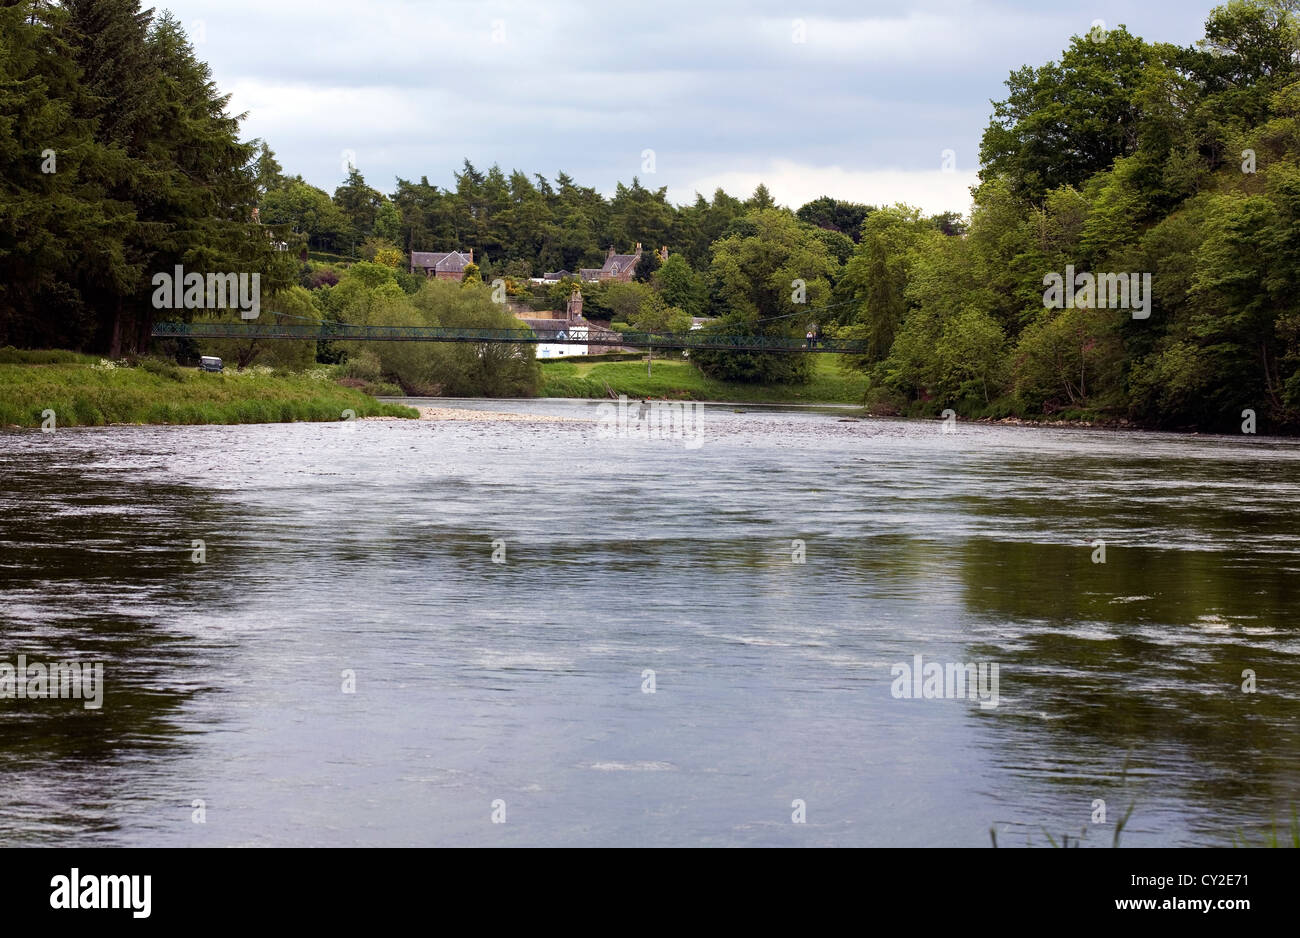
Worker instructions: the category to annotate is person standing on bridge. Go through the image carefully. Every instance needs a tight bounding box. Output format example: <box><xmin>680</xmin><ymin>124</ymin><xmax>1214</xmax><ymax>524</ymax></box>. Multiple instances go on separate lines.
<box><xmin>805</xmin><ymin>328</ymin><xmax>815</xmax><ymax>350</ymax></box>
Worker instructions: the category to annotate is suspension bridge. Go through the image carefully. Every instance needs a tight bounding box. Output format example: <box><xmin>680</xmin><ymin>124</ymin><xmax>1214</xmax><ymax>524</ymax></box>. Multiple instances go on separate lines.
<box><xmin>150</xmin><ymin>320</ymin><xmax>868</xmax><ymax>354</ymax></box>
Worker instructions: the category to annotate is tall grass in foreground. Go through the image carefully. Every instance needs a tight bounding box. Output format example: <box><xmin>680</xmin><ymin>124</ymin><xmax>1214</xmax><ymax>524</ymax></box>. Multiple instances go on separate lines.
<box><xmin>1231</xmin><ymin>808</ymin><xmax>1300</xmax><ymax>848</ymax></box>
<box><xmin>0</xmin><ymin>360</ymin><xmax>417</xmax><ymax>428</ymax></box>
<box><xmin>992</xmin><ymin>755</ymin><xmax>1138</xmax><ymax>848</ymax></box>
<box><xmin>0</xmin><ymin>347</ymin><xmax>100</xmax><ymax>365</ymax></box>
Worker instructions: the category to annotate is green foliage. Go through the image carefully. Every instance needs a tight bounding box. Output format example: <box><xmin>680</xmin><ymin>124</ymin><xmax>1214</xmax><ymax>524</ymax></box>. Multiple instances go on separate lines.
<box><xmin>604</xmin><ymin>281</ymin><xmax>657</xmax><ymax>323</ymax></box>
<box><xmin>7</xmin><ymin>0</ymin><xmax>1300</xmax><ymax>431</ymax></box>
<box><xmin>0</xmin><ymin>347</ymin><xmax>99</xmax><ymax>365</ymax></box>
<box><xmin>653</xmin><ymin>254</ymin><xmax>706</xmax><ymax>317</ymax></box>
<box><xmin>262</xmin><ymin>178</ymin><xmax>352</xmax><ymax>253</ymax></box>
<box><xmin>827</xmin><ymin>1</ymin><xmax>1300</xmax><ymax>433</ymax></box>
<box><xmin>0</xmin><ymin>359</ymin><xmax>416</xmax><ymax>427</ymax></box>
<box><xmin>836</xmin><ymin>206</ymin><xmax>940</xmax><ymax>356</ymax></box>
<box><xmin>0</xmin><ymin>1</ymin><xmax>297</xmax><ymax>357</ymax></box>
<box><xmin>633</xmin><ymin>247</ymin><xmax>661</xmax><ymax>282</ymax></box>
<box><xmin>331</xmin><ymin>275</ymin><xmax>541</xmax><ymax>397</ymax></box>
<box><xmin>539</xmin><ymin>354</ymin><xmax>869</xmax><ymax>403</ymax></box>
<box><xmin>979</xmin><ymin>25</ymin><xmax>1170</xmax><ymax>202</ymax></box>
<box><xmin>691</xmin><ymin>209</ymin><xmax>839</xmax><ymax>384</ymax></box>
<box><xmin>340</xmin><ymin>349</ymin><xmax>383</xmax><ymax>383</ymax></box>
<box><xmin>795</xmin><ymin>196</ymin><xmax>875</xmax><ymax>241</ymax></box>
<box><xmin>197</xmin><ymin>285</ymin><xmax>320</xmax><ymax>371</ymax></box>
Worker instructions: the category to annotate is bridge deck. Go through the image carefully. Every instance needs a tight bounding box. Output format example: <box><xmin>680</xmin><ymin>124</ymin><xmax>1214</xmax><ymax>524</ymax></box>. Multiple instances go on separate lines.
<box><xmin>150</xmin><ymin>321</ymin><xmax>866</xmax><ymax>354</ymax></box>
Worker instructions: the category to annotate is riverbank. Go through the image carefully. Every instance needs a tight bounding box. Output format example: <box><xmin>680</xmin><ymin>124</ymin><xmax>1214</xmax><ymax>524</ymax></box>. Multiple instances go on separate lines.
<box><xmin>0</xmin><ymin>356</ymin><xmax>417</xmax><ymax>428</ymax></box>
<box><xmin>366</xmin><ymin>405</ymin><xmax>587</xmax><ymax>423</ymax></box>
<box><xmin>538</xmin><ymin>355</ymin><xmax>869</xmax><ymax>404</ymax></box>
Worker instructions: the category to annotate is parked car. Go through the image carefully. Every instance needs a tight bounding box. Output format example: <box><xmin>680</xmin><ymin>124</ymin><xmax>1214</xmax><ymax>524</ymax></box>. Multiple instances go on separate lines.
<box><xmin>199</xmin><ymin>356</ymin><xmax>223</xmax><ymax>373</ymax></box>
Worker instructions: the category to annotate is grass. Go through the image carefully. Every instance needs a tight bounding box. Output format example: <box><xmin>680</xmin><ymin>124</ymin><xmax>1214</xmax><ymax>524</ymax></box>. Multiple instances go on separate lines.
<box><xmin>0</xmin><ymin>347</ymin><xmax>100</xmax><ymax>365</ymax></box>
<box><xmin>0</xmin><ymin>357</ymin><xmax>418</xmax><ymax>428</ymax></box>
<box><xmin>540</xmin><ymin>354</ymin><xmax>870</xmax><ymax>405</ymax></box>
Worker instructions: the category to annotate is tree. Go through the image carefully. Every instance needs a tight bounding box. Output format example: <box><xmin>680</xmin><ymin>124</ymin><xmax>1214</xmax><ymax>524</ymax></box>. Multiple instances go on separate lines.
<box><xmin>979</xmin><ymin>26</ymin><xmax>1164</xmax><ymax>202</ymax></box>
<box><xmin>52</xmin><ymin>2</ymin><xmax>290</xmax><ymax>355</ymax></box>
<box><xmin>653</xmin><ymin>254</ymin><xmax>705</xmax><ymax>318</ymax></box>
<box><xmin>605</xmin><ymin>281</ymin><xmax>657</xmax><ymax>323</ymax></box>
<box><xmin>745</xmin><ymin>183</ymin><xmax>776</xmax><ymax>210</ymax></box>
<box><xmin>836</xmin><ymin>207</ymin><xmax>937</xmax><ymax>362</ymax></box>
<box><xmin>795</xmin><ymin>196</ymin><xmax>874</xmax><ymax>240</ymax></box>
<box><xmin>627</xmin><ymin>294</ymin><xmax>690</xmax><ymax>375</ymax></box>
<box><xmin>261</xmin><ymin>178</ymin><xmax>352</xmax><ymax>253</ymax></box>
<box><xmin>252</xmin><ymin>141</ymin><xmax>283</xmax><ymax>199</ymax></box>
<box><xmin>374</xmin><ymin>200</ymin><xmax>402</xmax><ymax>243</ymax></box>
<box><xmin>333</xmin><ymin>167</ymin><xmax>384</xmax><ymax>251</ymax></box>
<box><xmin>0</xmin><ymin>1</ymin><xmax>125</xmax><ymax>350</ymax></box>
<box><xmin>692</xmin><ymin>209</ymin><xmax>839</xmax><ymax>384</ymax></box>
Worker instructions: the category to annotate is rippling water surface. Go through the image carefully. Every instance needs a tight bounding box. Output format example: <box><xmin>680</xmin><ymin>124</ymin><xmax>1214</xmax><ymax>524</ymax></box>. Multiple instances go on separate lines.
<box><xmin>2</xmin><ymin>400</ymin><xmax>1298</xmax><ymax>846</ymax></box>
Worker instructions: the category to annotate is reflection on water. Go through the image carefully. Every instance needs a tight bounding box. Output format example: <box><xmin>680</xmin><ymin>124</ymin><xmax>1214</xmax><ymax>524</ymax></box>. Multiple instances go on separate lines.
<box><xmin>1</xmin><ymin>404</ymin><xmax>1298</xmax><ymax>846</ymax></box>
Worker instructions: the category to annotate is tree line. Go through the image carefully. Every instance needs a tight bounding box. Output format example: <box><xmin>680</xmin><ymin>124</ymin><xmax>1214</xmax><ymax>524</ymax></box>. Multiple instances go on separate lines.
<box><xmin>3</xmin><ymin>0</ymin><xmax>1298</xmax><ymax>430</ymax></box>
<box><xmin>828</xmin><ymin>0</ymin><xmax>1300</xmax><ymax>432</ymax></box>
<box><xmin>0</xmin><ymin>0</ymin><xmax>298</xmax><ymax>357</ymax></box>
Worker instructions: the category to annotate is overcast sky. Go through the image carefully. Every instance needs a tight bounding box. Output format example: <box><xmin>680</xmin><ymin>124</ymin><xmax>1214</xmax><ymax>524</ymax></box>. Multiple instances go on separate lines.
<box><xmin>158</xmin><ymin>0</ymin><xmax>1221</xmax><ymax>216</ymax></box>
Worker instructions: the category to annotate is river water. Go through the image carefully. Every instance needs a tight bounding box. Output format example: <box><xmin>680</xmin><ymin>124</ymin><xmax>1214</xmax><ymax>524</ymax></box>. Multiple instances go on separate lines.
<box><xmin>1</xmin><ymin>399</ymin><xmax>1298</xmax><ymax>846</ymax></box>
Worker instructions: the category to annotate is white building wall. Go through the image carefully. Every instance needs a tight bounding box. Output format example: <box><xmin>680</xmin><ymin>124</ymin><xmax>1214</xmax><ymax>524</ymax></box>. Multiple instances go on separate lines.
<box><xmin>536</xmin><ymin>325</ymin><xmax>588</xmax><ymax>358</ymax></box>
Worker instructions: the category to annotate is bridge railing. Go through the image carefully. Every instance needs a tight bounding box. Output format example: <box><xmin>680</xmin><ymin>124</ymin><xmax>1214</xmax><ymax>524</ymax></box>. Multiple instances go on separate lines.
<box><xmin>149</xmin><ymin>320</ymin><xmax>870</xmax><ymax>354</ymax></box>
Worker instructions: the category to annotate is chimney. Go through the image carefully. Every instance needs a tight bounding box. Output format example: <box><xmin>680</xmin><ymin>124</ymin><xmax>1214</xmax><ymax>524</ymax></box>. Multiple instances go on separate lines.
<box><xmin>634</xmin><ymin>242</ymin><xmax>641</xmax><ymax>254</ymax></box>
<box><xmin>607</xmin><ymin>245</ymin><xmax>615</xmax><ymax>259</ymax></box>
<box><xmin>468</xmin><ymin>248</ymin><xmax>473</xmax><ymax>263</ymax></box>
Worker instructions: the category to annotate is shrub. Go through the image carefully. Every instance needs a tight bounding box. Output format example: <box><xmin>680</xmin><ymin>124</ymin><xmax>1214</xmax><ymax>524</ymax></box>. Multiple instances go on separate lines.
<box><xmin>341</xmin><ymin>349</ymin><xmax>383</xmax><ymax>382</ymax></box>
<box><xmin>138</xmin><ymin>357</ymin><xmax>185</xmax><ymax>381</ymax></box>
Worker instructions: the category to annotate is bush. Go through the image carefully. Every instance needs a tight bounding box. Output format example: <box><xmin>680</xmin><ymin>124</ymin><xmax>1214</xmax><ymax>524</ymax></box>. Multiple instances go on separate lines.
<box><xmin>308</xmin><ymin>268</ymin><xmax>341</xmax><ymax>289</ymax></box>
<box><xmin>138</xmin><ymin>357</ymin><xmax>185</xmax><ymax>381</ymax></box>
<box><xmin>341</xmin><ymin>349</ymin><xmax>383</xmax><ymax>382</ymax></box>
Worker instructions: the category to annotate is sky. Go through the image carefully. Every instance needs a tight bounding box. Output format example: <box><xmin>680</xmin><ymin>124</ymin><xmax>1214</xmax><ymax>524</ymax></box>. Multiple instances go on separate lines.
<box><xmin>156</xmin><ymin>0</ymin><xmax>1222</xmax><ymax>216</ymax></box>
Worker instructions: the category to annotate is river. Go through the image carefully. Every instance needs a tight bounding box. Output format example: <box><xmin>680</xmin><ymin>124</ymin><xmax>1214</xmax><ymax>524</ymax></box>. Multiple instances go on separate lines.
<box><xmin>1</xmin><ymin>398</ymin><xmax>1297</xmax><ymax>846</ymax></box>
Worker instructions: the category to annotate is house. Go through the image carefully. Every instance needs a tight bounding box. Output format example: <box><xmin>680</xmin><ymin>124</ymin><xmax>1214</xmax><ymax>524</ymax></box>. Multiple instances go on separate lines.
<box><xmin>517</xmin><ymin>288</ymin><xmax>589</xmax><ymax>358</ymax></box>
<box><xmin>581</xmin><ymin>244</ymin><xmax>643</xmax><ymax>283</ymax></box>
<box><xmin>541</xmin><ymin>270</ymin><xmax>571</xmax><ymax>281</ymax></box>
<box><xmin>410</xmin><ymin>249</ymin><xmax>474</xmax><ymax>280</ymax></box>
<box><xmin>514</xmin><ymin>287</ymin><xmax>624</xmax><ymax>358</ymax></box>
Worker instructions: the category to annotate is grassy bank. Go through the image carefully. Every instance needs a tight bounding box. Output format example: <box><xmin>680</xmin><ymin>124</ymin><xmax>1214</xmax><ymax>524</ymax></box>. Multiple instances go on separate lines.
<box><xmin>0</xmin><ymin>354</ymin><xmax>417</xmax><ymax>428</ymax></box>
<box><xmin>540</xmin><ymin>354</ymin><xmax>869</xmax><ymax>404</ymax></box>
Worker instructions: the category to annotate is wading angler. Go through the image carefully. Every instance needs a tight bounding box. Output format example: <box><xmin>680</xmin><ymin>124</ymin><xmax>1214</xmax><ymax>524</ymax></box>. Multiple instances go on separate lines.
<box><xmin>596</xmin><ymin>394</ymin><xmax>704</xmax><ymax>449</ymax></box>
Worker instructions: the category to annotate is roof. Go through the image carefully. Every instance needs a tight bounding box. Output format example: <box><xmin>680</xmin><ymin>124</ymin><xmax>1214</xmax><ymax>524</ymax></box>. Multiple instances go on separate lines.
<box><xmin>542</xmin><ymin>270</ymin><xmax>570</xmax><ymax>280</ymax></box>
<box><xmin>517</xmin><ymin>318</ymin><xmax>574</xmax><ymax>335</ymax></box>
<box><xmin>601</xmin><ymin>253</ymin><xmax>639</xmax><ymax>276</ymax></box>
<box><xmin>516</xmin><ymin>314</ymin><xmax>602</xmax><ymax>332</ymax></box>
<box><xmin>410</xmin><ymin>251</ymin><xmax>472</xmax><ymax>273</ymax></box>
